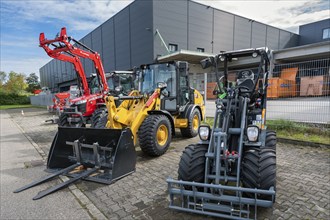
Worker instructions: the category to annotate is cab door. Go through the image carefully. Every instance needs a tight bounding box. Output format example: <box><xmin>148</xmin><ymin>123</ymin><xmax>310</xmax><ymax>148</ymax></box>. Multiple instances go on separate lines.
<box><xmin>177</xmin><ymin>61</ymin><xmax>191</xmax><ymax>108</ymax></box>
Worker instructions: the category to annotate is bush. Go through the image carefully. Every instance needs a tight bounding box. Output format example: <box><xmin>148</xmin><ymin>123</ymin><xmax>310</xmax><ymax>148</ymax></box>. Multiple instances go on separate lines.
<box><xmin>0</xmin><ymin>91</ymin><xmax>30</xmax><ymax>105</ymax></box>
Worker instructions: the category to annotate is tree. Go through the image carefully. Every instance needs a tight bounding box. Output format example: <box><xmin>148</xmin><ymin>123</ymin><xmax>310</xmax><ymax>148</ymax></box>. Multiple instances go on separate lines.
<box><xmin>0</xmin><ymin>71</ymin><xmax>7</xmax><ymax>90</ymax></box>
<box><xmin>4</xmin><ymin>71</ymin><xmax>28</xmax><ymax>94</ymax></box>
<box><xmin>25</xmin><ymin>73</ymin><xmax>41</xmax><ymax>93</ymax></box>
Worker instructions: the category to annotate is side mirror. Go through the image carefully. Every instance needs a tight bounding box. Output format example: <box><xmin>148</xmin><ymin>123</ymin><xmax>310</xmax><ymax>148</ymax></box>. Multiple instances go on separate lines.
<box><xmin>157</xmin><ymin>82</ymin><xmax>167</xmax><ymax>89</ymax></box>
<box><xmin>200</xmin><ymin>57</ymin><xmax>215</xmax><ymax>69</ymax></box>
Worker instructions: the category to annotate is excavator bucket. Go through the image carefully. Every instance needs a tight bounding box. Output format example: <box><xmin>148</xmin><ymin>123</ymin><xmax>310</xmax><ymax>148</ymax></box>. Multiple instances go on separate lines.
<box><xmin>14</xmin><ymin>127</ymin><xmax>136</xmax><ymax>200</ymax></box>
<box><xmin>47</xmin><ymin>127</ymin><xmax>136</xmax><ymax>183</ymax></box>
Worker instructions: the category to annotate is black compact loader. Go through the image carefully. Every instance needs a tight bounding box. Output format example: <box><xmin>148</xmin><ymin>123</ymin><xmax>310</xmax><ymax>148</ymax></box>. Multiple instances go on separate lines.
<box><xmin>167</xmin><ymin>48</ymin><xmax>277</xmax><ymax>219</ymax></box>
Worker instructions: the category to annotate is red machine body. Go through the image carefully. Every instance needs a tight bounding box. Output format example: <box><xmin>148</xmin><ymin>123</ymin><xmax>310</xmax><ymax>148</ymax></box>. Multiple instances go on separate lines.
<box><xmin>48</xmin><ymin>92</ymin><xmax>70</xmax><ymax>112</ymax></box>
<box><xmin>39</xmin><ymin>27</ymin><xmax>109</xmax><ymax>127</ymax></box>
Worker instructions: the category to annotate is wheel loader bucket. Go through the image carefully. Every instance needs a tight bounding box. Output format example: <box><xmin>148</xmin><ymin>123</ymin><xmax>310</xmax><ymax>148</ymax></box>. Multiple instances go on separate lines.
<box><xmin>47</xmin><ymin>127</ymin><xmax>136</xmax><ymax>184</ymax></box>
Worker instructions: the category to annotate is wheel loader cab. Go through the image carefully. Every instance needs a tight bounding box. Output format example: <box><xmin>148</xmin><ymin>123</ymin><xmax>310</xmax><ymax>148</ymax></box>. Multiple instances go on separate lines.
<box><xmin>141</xmin><ymin>61</ymin><xmax>193</xmax><ymax>113</ymax></box>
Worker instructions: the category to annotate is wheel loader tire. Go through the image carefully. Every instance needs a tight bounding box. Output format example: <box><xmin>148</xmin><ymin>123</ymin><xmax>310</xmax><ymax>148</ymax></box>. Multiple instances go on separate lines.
<box><xmin>94</xmin><ymin>112</ymin><xmax>108</xmax><ymax>128</ymax></box>
<box><xmin>180</xmin><ymin>108</ymin><xmax>201</xmax><ymax>138</ymax></box>
<box><xmin>91</xmin><ymin>107</ymin><xmax>107</xmax><ymax>128</ymax></box>
<box><xmin>265</xmin><ymin>130</ymin><xmax>276</xmax><ymax>151</ymax></box>
<box><xmin>58</xmin><ymin>114</ymin><xmax>84</xmax><ymax>128</ymax></box>
<box><xmin>138</xmin><ymin>115</ymin><xmax>171</xmax><ymax>156</ymax></box>
<box><xmin>241</xmin><ymin>147</ymin><xmax>276</xmax><ymax>200</ymax></box>
<box><xmin>178</xmin><ymin>144</ymin><xmax>208</xmax><ymax>185</ymax></box>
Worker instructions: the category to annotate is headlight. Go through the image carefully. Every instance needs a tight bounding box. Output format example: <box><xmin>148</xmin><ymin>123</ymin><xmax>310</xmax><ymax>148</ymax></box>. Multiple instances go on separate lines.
<box><xmin>247</xmin><ymin>126</ymin><xmax>259</xmax><ymax>142</ymax></box>
<box><xmin>75</xmin><ymin>99</ymin><xmax>87</xmax><ymax>105</ymax></box>
<box><xmin>198</xmin><ymin>125</ymin><xmax>211</xmax><ymax>141</ymax></box>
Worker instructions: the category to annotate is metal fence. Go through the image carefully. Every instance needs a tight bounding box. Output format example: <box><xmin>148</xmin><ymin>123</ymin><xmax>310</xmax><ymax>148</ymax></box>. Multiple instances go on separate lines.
<box><xmin>267</xmin><ymin>58</ymin><xmax>330</xmax><ymax>124</ymax></box>
<box><xmin>30</xmin><ymin>94</ymin><xmax>54</xmax><ymax>106</ymax></box>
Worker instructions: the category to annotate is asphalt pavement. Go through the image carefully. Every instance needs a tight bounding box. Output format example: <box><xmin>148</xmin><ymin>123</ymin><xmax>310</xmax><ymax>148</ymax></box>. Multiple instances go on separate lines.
<box><xmin>0</xmin><ymin>110</ymin><xmax>92</xmax><ymax>220</ymax></box>
<box><xmin>205</xmin><ymin>97</ymin><xmax>330</xmax><ymax>123</ymax></box>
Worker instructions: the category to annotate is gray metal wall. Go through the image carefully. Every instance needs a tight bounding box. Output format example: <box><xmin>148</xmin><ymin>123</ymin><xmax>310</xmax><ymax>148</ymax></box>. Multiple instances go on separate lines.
<box><xmin>39</xmin><ymin>0</ymin><xmax>153</xmax><ymax>91</ymax></box>
<box><xmin>40</xmin><ymin>0</ymin><xmax>298</xmax><ymax>91</ymax></box>
<box><xmin>153</xmin><ymin>0</ymin><xmax>298</xmax><ymax>58</ymax></box>
<box><xmin>299</xmin><ymin>19</ymin><xmax>330</xmax><ymax>45</ymax></box>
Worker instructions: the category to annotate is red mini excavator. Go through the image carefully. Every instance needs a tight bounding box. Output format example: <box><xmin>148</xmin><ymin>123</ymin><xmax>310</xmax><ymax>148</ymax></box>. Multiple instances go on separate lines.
<box><xmin>39</xmin><ymin>27</ymin><xmax>109</xmax><ymax>127</ymax></box>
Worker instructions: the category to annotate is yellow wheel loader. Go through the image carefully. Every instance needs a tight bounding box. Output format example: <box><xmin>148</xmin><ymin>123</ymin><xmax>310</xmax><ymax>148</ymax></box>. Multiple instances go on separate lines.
<box><xmin>94</xmin><ymin>61</ymin><xmax>205</xmax><ymax>156</ymax></box>
<box><xmin>14</xmin><ymin>61</ymin><xmax>205</xmax><ymax>199</ymax></box>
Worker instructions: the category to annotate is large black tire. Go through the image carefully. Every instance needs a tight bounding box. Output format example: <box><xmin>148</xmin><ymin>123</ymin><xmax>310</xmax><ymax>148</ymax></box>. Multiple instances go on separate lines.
<box><xmin>138</xmin><ymin>115</ymin><xmax>172</xmax><ymax>156</ymax></box>
<box><xmin>265</xmin><ymin>130</ymin><xmax>276</xmax><ymax>151</ymax></box>
<box><xmin>241</xmin><ymin>147</ymin><xmax>276</xmax><ymax>200</ymax></box>
<box><xmin>178</xmin><ymin>144</ymin><xmax>208</xmax><ymax>184</ymax></box>
<box><xmin>58</xmin><ymin>114</ymin><xmax>84</xmax><ymax>127</ymax></box>
<box><xmin>94</xmin><ymin>113</ymin><xmax>108</xmax><ymax>128</ymax></box>
<box><xmin>180</xmin><ymin>108</ymin><xmax>201</xmax><ymax>138</ymax></box>
<box><xmin>90</xmin><ymin>107</ymin><xmax>107</xmax><ymax>128</ymax></box>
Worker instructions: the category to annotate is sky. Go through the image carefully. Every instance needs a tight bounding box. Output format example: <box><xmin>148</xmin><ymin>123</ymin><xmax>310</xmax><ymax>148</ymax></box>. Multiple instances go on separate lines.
<box><xmin>0</xmin><ymin>0</ymin><xmax>329</xmax><ymax>78</ymax></box>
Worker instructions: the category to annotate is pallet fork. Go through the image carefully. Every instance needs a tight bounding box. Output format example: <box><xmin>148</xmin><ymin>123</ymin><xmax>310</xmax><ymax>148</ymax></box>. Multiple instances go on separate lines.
<box><xmin>14</xmin><ymin>127</ymin><xmax>136</xmax><ymax>200</ymax></box>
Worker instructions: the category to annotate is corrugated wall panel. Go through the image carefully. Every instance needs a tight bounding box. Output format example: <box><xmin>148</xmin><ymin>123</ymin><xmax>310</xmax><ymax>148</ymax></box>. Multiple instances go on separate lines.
<box><xmin>61</xmin><ymin>61</ymin><xmax>66</xmax><ymax>82</ymax></box>
<box><xmin>251</xmin><ymin>22</ymin><xmax>266</xmax><ymax>48</ymax></box>
<box><xmin>213</xmin><ymin>10</ymin><xmax>234</xmax><ymax>52</ymax></box>
<box><xmin>39</xmin><ymin>67</ymin><xmax>44</xmax><ymax>87</ymax></box>
<box><xmin>82</xmin><ymin>34</ymin><xmax>93</xmax><ymax>77</ymax></box>
<box><xmin>114</xmin><ymin>7</ymin><xmax>131</xmax><ymax>70</ymax></box>
<box><xmin>130</xmin><ymin>0</ymin><xmax>153</xmax><ymax>67</ymax></box>
<box><xmin>188</xmin><ymin>2</ymin><xmax>213</xmax><ymax>52</ymax></box>
<box><xmin>101</xmin><ymin>18</ymin><xmax>115</xmax><ymax>72</ymax></box>
<box><xmin>234</xmin><ymin>16</ymin><xmax>251</xmax><ymax>50</ymax></box>
<box><xmin>50</xmin><ymin>61</ymin><xmax>54</xmax><ymax>88</ymax></box>
<box><xmin>153</xmin><ymin>0</ymin><xmax>188</xmax><ymax>57</ymax></box>
<box><xmin>91</xmin><ymin>27</ymin><xmax>104</xmax><ymax>75</ymax></box>
<box><xmin>266</xmin><ymin>26</ymin><xmax>279</xmax><ymax>50</ymax></box>
<box><xmin>279</xmin><ymin>30</ymin><xmax>292</xmax><ymax>49</ymax></box>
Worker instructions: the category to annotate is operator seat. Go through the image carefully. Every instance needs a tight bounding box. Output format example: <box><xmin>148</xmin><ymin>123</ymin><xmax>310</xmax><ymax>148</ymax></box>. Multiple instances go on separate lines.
<box><xmin>237</xmin><ymin>70</ymin><xmax>255</xmax><ymax>93</ymax></box>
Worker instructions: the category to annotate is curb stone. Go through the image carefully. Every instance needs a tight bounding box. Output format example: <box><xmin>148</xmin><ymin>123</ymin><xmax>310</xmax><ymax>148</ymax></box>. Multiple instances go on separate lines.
<box><xmin>277</xmin><ymin>137</ymin><xmax>330</xmax><ymax>148</ymax></box>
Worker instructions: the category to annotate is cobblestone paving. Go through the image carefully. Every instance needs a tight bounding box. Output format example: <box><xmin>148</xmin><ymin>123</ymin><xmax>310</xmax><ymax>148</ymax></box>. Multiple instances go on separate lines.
<box><xmin>7</xmin><ymin>108</ymin><xmax>330</xmax><ymax>219</ymax></box>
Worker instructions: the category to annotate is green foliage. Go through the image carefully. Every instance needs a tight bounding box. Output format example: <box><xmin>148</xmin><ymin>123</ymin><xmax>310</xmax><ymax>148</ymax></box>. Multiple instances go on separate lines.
<box><xmin>0</xmin><ymin>90</ymin><xmax>30</xmax><ymax>105</ymax></box>
<box><xmin>203</xmin><ymin>117</ymin><xmax>329</xmax><ymax>145</ymax></box>
<box><xmin>0</xmin><ymin>71</ymin><xmax>6</xmax><ymax>87</ymax></box>
<box><xmin>0</xmin><ymin>71</ymin><xmax>28</xmax><ymax>94</ymax></box>
<box><xmin>267</xmin><ymin>119</ymin><xmax>330</xmax><ymax>145</ymax></box>
<box><xmin>0</xmin><ymin>104</ymin><xmax>34</xmax><ymax>110</ymax></box>
<box><xmin>25</xmin><ymin>73</ymin><xmax>41</xmax><ymax>93</ymax></box>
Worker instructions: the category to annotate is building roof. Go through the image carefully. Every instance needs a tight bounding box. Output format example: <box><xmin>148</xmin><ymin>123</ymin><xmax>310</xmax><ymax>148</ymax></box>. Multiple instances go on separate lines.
<box><xmin>157</xmin><ymin>49</ymin><xmax>214</xmax><ymax>64</ymax></box>
<box><xmin>273</xmin><ymin>41</ymin><xmax>330</xmax><ymax>62</ymax></box>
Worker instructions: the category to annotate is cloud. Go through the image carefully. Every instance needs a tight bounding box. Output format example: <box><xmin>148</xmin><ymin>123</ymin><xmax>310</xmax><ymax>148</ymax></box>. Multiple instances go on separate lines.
<box><xmin>1</xmin><ymin>0</ymin><xmax>134</xmax><ymax>32</ymax></box>
<box><xmin>1</xmin><ymin>57</ymin><xmax>52</xmax><ymax>77</ymax></box>
<box><xmin>1</xmin><ymin>0</ymin><xmax>329</xmax><ymax>76</ymax></box>
<box><xmin>194</xmin><ymin>0</ymin><xmax>329</xmax><ymax>33</ymax></box>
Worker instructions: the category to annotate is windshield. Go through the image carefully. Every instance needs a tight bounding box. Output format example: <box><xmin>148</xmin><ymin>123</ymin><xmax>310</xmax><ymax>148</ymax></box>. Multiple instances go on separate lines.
<box><xmin>141</xmin><ymin>63</ymin><xmax>176</xmax><ymax>96</ymax></box>
<box><xmin>107</xmin><ymin>74</ymin><xmax>136</xmax><ymax>93</ymax></box>
<box><xmin>69</xmin><ymin>86</ymin><xmax>80</xmax><ymax>99</ymax></box>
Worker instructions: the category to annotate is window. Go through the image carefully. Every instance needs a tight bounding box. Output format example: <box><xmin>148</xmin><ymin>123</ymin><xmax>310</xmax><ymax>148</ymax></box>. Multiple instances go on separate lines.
<box><xmin>197</xmin><ymin>47</ymin><xmax>205</xmax><ymax>52</ymax></box>
<box><xmin>322</xmin><ymin>28</ymin><xmax>330</xmax><ymax>39</ymax></box>
<box><xmin>168</xmin><ymin>43</ymin><xmax>178</xmax><ymax>52</ymax></box>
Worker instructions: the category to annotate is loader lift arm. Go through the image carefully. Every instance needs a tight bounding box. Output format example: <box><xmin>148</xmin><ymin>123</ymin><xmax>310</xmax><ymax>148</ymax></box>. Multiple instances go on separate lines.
<box><xmin>39</xmin><ymin>27</ymin><xmax>108</xmax><ymax>94</ymax></box>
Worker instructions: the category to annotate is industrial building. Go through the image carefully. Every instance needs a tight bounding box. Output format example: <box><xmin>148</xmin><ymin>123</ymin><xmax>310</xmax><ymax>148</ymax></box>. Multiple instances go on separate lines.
<box><xmin>39</xmin><ymin>0</ymin><xmax>329</xmax><ymax>95</ymax></box>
